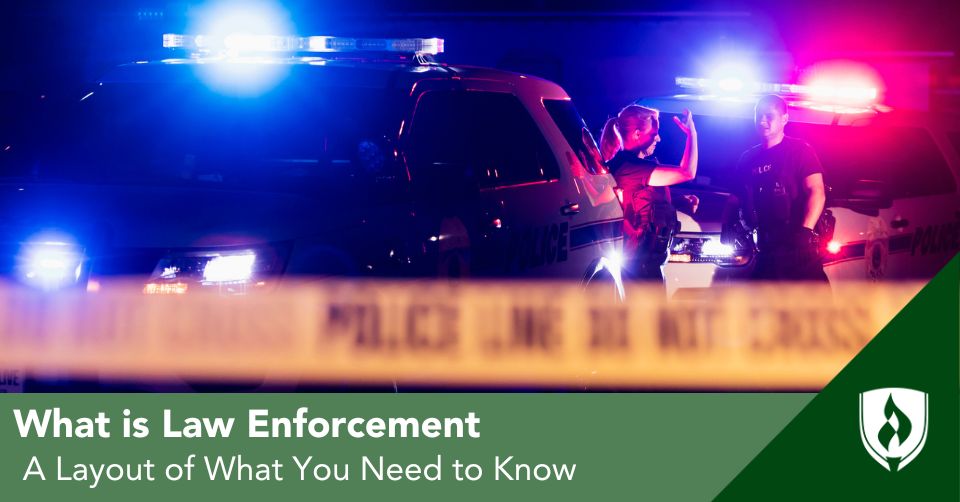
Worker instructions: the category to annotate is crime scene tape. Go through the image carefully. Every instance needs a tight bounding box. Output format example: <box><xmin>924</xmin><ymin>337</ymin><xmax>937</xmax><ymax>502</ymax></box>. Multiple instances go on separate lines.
<box><xmin>0</xmin><ymin>280</ymin><xmax>922</xmax><ymax>390</ymax></box>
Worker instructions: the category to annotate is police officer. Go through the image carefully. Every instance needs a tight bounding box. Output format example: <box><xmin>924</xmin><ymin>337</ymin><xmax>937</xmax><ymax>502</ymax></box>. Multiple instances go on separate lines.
<box><xmin>736</xmin><ymin>94</ymin><xmax>829</xmax><ymax>281</ymax></box>
<box><xmin>600</xmin><ymin>105</ymin><xmax>698</xmax><ymax>281</ymax></box>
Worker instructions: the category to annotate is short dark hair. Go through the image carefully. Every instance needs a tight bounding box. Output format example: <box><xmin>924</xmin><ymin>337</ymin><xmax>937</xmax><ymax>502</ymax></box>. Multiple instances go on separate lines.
<box><xmin>756</xmin><ymin>94</ymin><xmax>788</xmax><ymax>115</ymax></box>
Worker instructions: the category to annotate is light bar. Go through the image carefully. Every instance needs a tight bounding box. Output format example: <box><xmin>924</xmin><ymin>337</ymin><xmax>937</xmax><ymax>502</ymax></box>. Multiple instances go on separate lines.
<box><xmin>163</xmin><ymin>34</ymin><xmax>444</xmax><ymax>55</ymax></box>
<box><xmin>308</xmin><ymin>36</ymin><xmax>443</xmax><ymax>54</ymax></box>
<box><xmin>676</xmin><ymin>76</ymin><xmax>879</xmax><ymax>106</ymax></box>
<box><xmin>676</xmin><ymin>77</ymin><xmax>803</xmax><ymax>96</ymax></box>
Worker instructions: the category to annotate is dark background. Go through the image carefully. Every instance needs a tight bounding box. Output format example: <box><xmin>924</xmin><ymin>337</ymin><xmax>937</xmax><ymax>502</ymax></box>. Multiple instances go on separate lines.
<box><xmin>1</xmin><ymin>0</ymin><xmax>959</xmax><ymax>131</ymax></box>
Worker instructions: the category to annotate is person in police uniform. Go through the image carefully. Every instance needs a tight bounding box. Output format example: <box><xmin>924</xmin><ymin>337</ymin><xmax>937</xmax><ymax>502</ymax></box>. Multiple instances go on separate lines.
<box><xmin>600</xmin><ymin>105</ymin><xmax>698</xmax><ymax>282</ymax></box>
<box><xmin>736</xmin><ymin>94</ymin><xmax>829</xmax><ymax>281</ymax></box>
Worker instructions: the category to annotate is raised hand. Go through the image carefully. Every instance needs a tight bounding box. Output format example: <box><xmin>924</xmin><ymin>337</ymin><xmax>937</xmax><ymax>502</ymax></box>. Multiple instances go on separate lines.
<box><xmin>672</xmin><ymin>109</ymin><xmax>696</xmax><ymax>136</ymax></box>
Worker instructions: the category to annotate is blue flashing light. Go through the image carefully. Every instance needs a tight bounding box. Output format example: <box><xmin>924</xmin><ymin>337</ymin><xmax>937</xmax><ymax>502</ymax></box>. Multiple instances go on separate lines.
<box><xmin>192</xmin><ymin>58</ymin><xmax>292</xmax><ymax>97</ymax></box>
<box><xmin>187</xmin><ymin>0</ymin><xmax>296</xmax><ymax>43</ymax></box>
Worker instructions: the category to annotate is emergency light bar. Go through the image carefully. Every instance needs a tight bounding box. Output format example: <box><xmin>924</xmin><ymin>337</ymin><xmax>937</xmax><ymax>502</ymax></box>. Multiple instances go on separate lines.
<box><xmin>308</xmin><ymin>36</ymin><xmax>443</xmax><ymax>54</ymax></box>
<box><xmin>676</xmin><ymin>77</ymin><xmax>799</xmax><ymax>96</ymax></box>
<box><xmin>163</xmin><ymin>33</ymin><xmax>444</xmax><ymax>55</ymax></box>
<box><xmin>675</xmin><ymin>76</ymin><xmax>878</xmax><ymax>105</ymax></box>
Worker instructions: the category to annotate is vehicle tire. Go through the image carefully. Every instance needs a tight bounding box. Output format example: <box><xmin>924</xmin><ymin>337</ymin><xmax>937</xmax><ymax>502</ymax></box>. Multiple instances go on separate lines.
<box><xmin>581</xmin><ymin>258</ymin><xmax>626</xmax><ymax>303</ymax></box>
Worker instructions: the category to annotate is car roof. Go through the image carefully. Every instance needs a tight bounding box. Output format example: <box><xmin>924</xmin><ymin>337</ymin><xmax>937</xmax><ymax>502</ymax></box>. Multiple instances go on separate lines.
<box><xmin>636</xmin><ymin>94</ymin><xmax>881</xmax><ymax>126</ymax></box>
<box><xmin>639</xmin><ymin>94</ymin><xmax>960</xmax><ymax>133</ymax></box>
<box><xmin>100</xmin><ymin>57</ymin><xmax>566</xmax><ymax>96</ymax></box>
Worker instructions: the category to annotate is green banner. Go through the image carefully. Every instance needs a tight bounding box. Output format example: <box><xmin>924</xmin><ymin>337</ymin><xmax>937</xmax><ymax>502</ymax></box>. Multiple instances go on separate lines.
<box><xmin>2</xmin><ymin>394</ymin><xmax>809</xmax><ymax>500</ymax></box>
<box><xmin>715</xmin><ymin>255</ymin><xmax>960</xmax><ymax>500</ymax></box>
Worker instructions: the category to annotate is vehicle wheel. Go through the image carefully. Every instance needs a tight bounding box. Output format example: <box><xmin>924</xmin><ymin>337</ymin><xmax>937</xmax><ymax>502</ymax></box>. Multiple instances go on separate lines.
<box><xmin>581</xmin><ymin>258</ymin><xmax>626</xmax><ymax>303</ymax></box>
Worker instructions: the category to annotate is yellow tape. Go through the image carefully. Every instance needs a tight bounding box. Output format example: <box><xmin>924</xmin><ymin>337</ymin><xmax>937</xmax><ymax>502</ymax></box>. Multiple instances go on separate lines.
<box><xmin>0</xmin><ymin>281</ymin><xmax>921</xmax><ymax>389</ymax></box>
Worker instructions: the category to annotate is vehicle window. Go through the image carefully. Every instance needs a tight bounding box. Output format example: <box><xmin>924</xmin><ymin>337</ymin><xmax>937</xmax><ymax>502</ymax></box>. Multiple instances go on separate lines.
<box><xmin>788</xmin><ymin>124</ymin><xmax>956</xmax><ymax>199</ymax></box>
<box><xmin>13</xmin><ymin>81</ymin><xmax>406</xmax><ymax>195</ymax></box>
<box><xmin>0</xmin><ymin>92</ymin><xmax>39</xmax><ymax>168</ymax></box>
<box><xmin>408</xmin><ymin>90</ymin><xmax>560</xmax><ymax>188</ymax></box>
<box><xmin>948</xmin><ymin>132</ymin><xmax>960</xmax><ymax>160</ymax></box>
<box><xmin>543</xmin><ymin>99</ymin><xmax>605</xmax><ymax>175</ymax></box>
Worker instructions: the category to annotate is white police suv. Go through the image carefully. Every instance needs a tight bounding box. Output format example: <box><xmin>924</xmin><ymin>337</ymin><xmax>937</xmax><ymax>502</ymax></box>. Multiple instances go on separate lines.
<box><xmin>0</xmin><ymin>35</ymin><xmax>625</xmax><ymax>298</ymax></box>
<box><xmin>638</xmin><ymin>77</ymin><xmax>960</xmax><ymax>295</ymax></box>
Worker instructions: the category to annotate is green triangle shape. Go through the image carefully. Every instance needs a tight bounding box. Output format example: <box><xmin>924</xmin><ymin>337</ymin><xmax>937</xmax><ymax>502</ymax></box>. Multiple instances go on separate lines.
<box><xmin>714</xmin><ymin>254</ymin><xmax>959</xmax><ymax>500</ymax></box>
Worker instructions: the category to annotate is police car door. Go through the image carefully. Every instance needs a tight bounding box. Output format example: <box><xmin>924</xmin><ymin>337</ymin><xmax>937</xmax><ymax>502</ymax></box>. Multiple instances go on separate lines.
<box><xmin>876</xmin><ymin>126</ymin><xmax>960</xmax><ymax>279</ymax></box>
<box><xmin>803</xmin><ymin>122</ymin><xmax>958</xmax><ymax>281</ymax></box>
<box><xmin>406</xmin><ymin>81</ymin><xmax>576</xmax><ymax>277</ymax></box>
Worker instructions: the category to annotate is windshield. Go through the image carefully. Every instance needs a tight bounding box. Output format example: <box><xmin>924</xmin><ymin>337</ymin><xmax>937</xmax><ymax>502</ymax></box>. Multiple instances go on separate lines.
<box><xmin>4</xmin><ymin>78</ymin><xmax>407</xmax><ymax>194</ymax></box>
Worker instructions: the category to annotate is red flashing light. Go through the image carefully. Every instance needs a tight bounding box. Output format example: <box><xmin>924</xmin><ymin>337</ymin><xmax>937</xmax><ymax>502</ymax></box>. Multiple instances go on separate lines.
<box><xmin>799</xmin><ymin>60</ymin><xmax>883</xmax><ymax>107</ymax></box>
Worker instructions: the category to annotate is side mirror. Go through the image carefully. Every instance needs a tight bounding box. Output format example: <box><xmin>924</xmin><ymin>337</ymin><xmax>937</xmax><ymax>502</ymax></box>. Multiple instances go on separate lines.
<box><xmin>827</xmin><ymin>179</ymin><xmax>893</xmax><ymax>217</ymax></box>
<box><xmin>356</xmin><ymin>138</ymin><xmax>406</xmax><ymax>183</ymax></box>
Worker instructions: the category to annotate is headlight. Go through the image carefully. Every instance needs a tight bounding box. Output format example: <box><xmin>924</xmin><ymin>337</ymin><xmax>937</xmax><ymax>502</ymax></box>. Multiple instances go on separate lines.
<box><xmin>147</xmin><ymin>247</ymin><xmax>284</xmax><ymax>295</ymax></box>
<box><xmin>668</xmin><ymin>235</ymin><xmax>752</xmax><ymax>266</ymax></box>
<box><xmin>15</xmin><ymin>238</ymin><xmax>86</xmax><ymax>291</ymax></box>
<box><xmin>202</xmin><ymin>253</ymin><xmax>256</xmax><ymax>284</ymax></box>
<box><xmin>700</xmin><ymin>238</ymin><xmax>734</xmax><ymax>257</ymax></box>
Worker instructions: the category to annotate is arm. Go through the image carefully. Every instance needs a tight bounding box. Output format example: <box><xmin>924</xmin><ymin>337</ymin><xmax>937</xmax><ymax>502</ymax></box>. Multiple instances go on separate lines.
<box><xmin>648</xmin><ymin>110</ymin><xmax>698</xmax><ymax>187</ymax></box>
<box><xmin>801</xmin><ymin>172</ymin><xmax>826</xmax><ymax>230</ymax></box>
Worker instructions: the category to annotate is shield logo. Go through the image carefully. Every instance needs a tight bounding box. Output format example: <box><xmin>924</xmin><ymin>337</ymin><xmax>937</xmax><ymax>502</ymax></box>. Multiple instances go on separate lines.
<box><xmin>859</xmin><ymin>388</ymin><xmax>928</xmax><ymax>471</ymax></box>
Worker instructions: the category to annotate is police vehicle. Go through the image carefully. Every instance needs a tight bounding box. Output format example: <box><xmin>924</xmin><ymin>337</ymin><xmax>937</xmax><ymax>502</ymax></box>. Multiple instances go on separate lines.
<box><xmin>0</xmin><ymin>34</ymin><xmax>626</xmax><ymax>302</ymax></box>
<box><xmin>638</xmin><ymin>75</ymin><xmax>960</xmax><ymax>296</ymax></box>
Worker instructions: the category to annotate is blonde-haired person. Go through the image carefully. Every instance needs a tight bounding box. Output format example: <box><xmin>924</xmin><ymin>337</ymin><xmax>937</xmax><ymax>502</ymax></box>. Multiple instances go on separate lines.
<box><xmin>600</xmin><ymin>105</ymin><xmax>698</xmax><ymax>281</ymax></box>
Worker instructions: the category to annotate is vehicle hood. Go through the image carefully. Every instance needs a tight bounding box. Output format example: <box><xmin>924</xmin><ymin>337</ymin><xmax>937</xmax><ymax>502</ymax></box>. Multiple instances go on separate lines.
<box><xmin>672</xmin><ymin>187</ymin><xmax>733</xmax><ymax>234</ymax></box>
<box><xmin>0</xmin><ymin>182</ymin><xmax>350</xmax><ymax>249</ymax></box>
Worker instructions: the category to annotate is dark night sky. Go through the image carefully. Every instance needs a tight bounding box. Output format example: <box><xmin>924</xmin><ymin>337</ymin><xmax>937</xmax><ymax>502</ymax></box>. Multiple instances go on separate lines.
<box><xmin>1</xmin><ymin>0</ymin><xmax>958</xmax><ymax>120</ymax></box>
<box><xmin>3</xmin><ymin>1</ymin><xmax>957</xmax><ymax>73</ymax></box>
<box><xmin>4</xmin><ymin>1</ymin><xmax>958</xmax><ymax>49</ymax></box>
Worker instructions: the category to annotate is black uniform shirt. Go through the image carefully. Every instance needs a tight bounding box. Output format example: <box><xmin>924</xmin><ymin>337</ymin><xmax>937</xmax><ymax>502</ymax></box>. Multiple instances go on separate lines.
<box><xmin>606</xmin><ymin>150</ymin><xmax>672</xmax><ymax>218</ymax></box>
<box><xmin>606</xmin><ymin>150</ymin><xmax>673</xmax><ymax>256</ymax></box>
<box><xmin>735</xmin><ymin>137</ymin><xmax>823</xmax><ymax>242</ymax></box>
